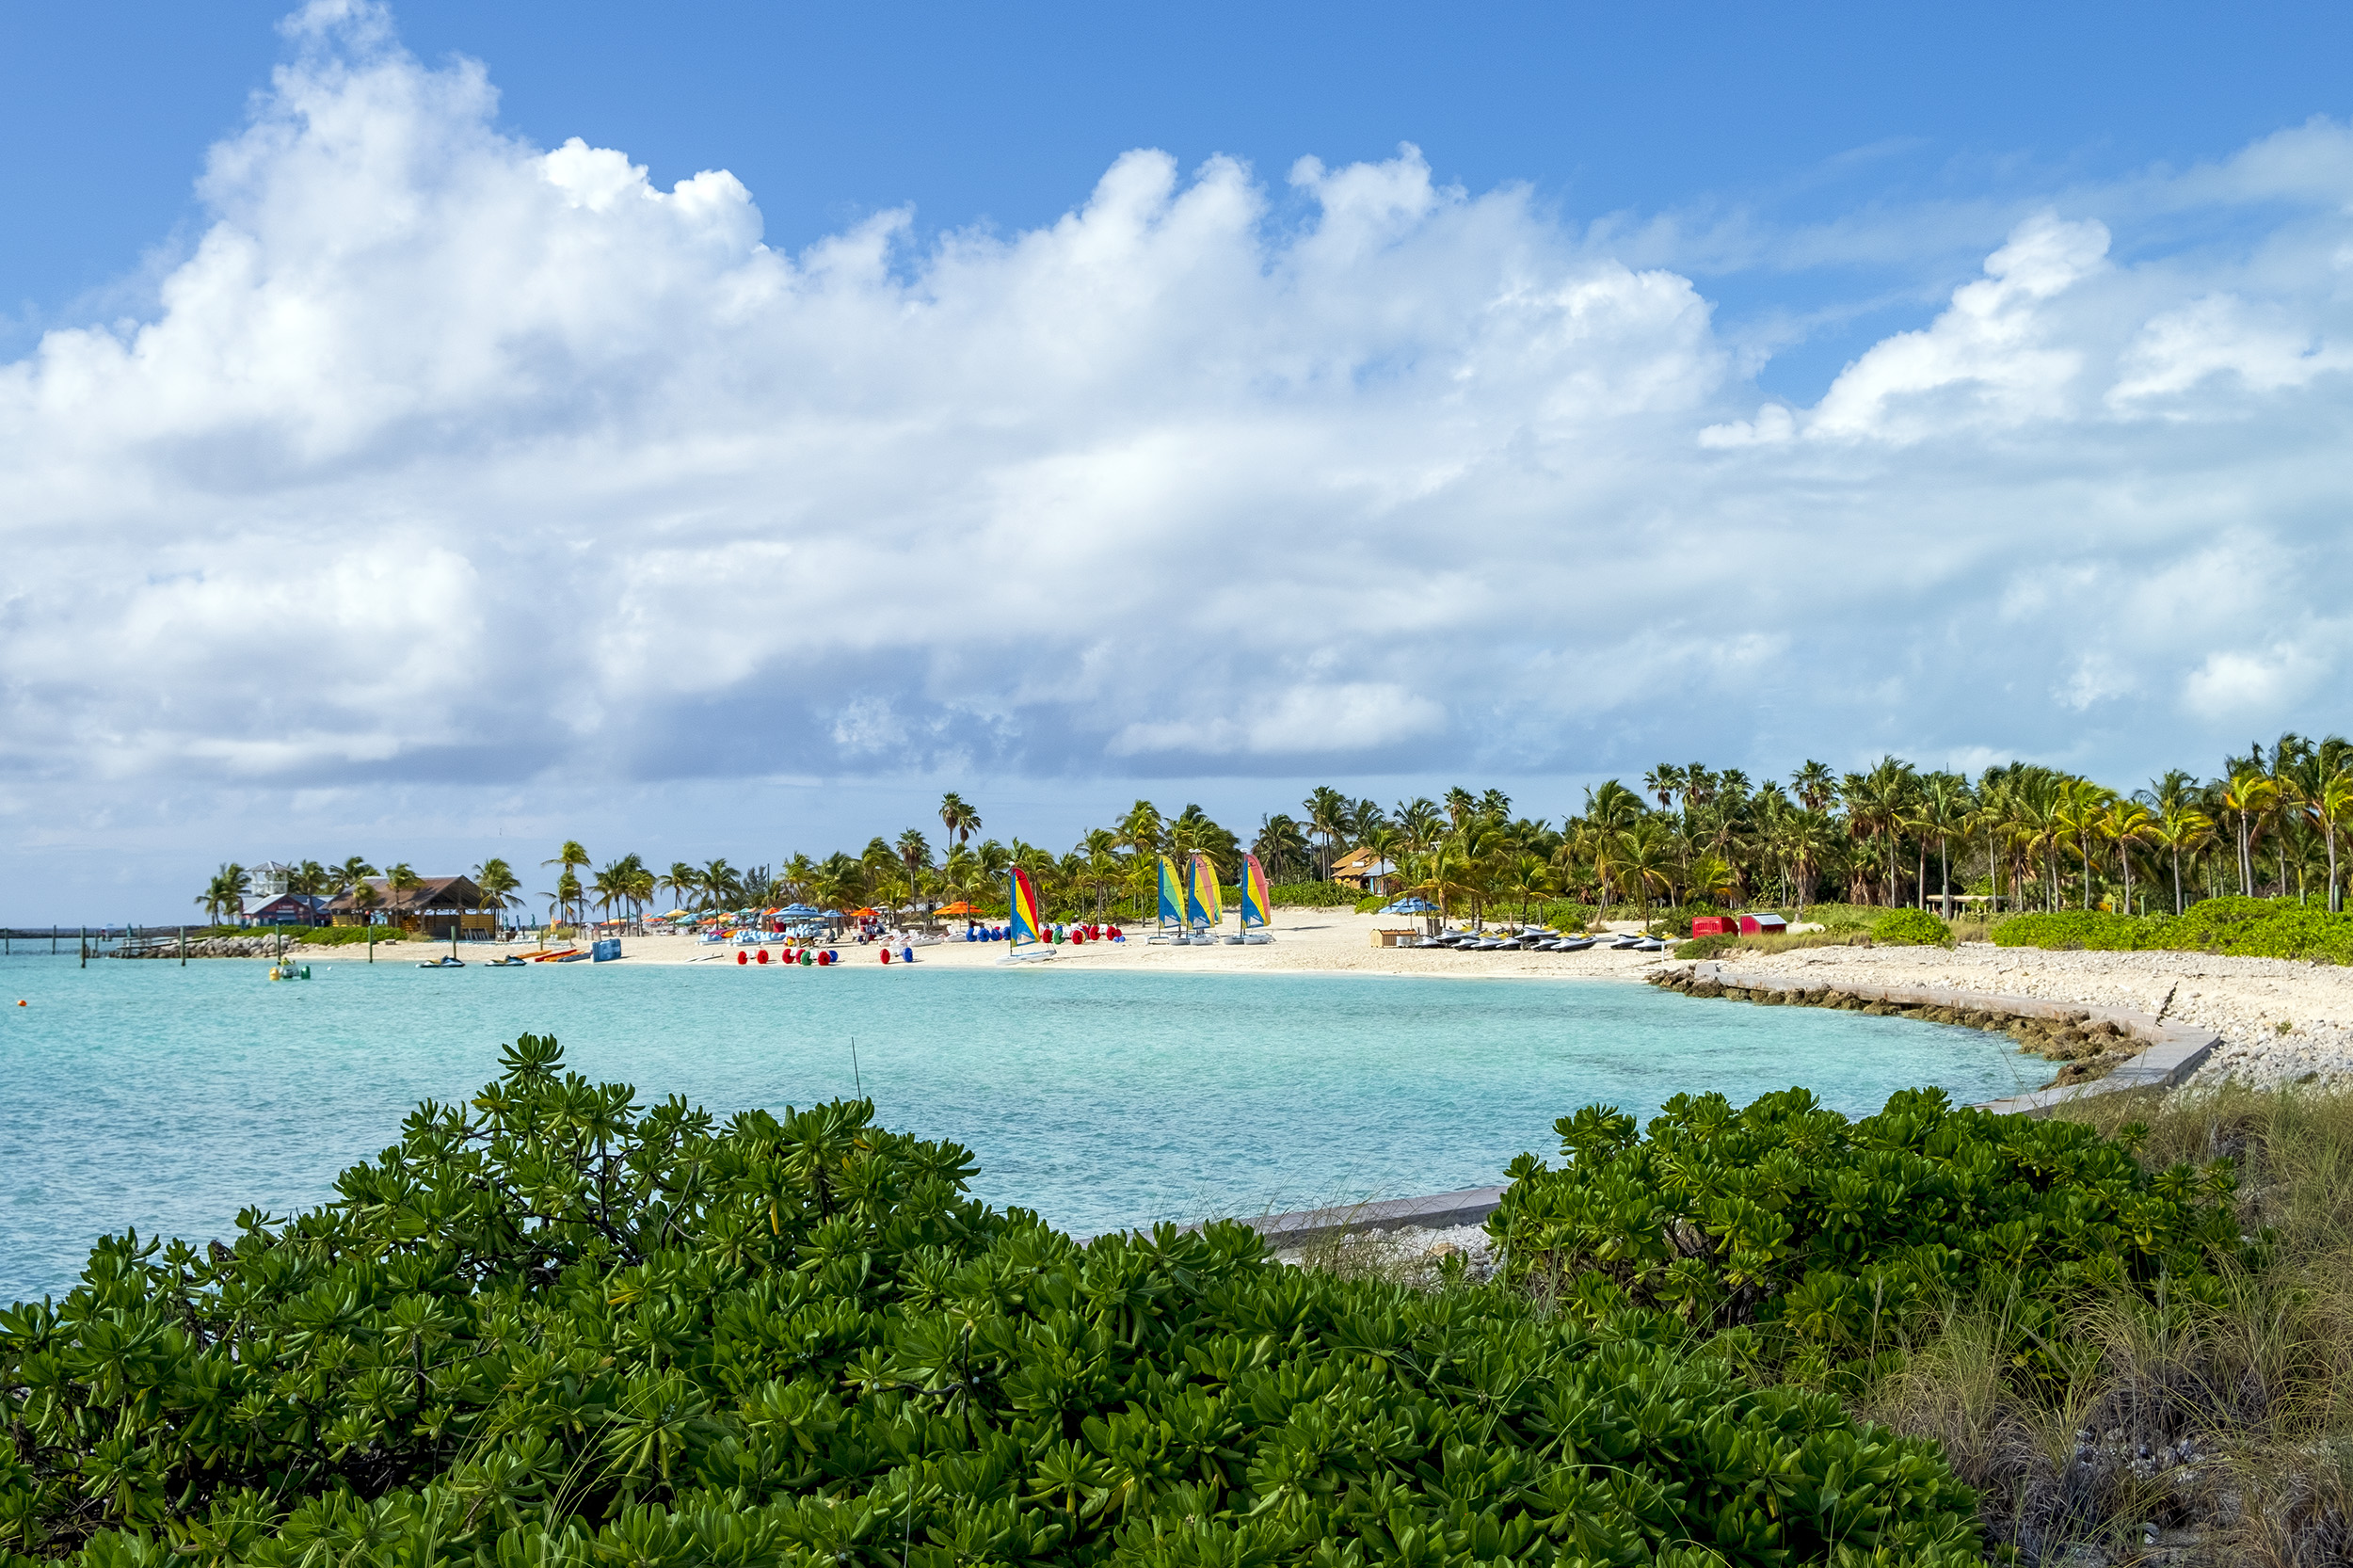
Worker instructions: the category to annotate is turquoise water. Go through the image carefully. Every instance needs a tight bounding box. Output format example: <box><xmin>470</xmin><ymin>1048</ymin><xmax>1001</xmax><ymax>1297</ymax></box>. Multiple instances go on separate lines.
<box><xmin>0</xmin><ymin>955</ymin><xmax>2039</xmax><ymax>1303</ymax></box>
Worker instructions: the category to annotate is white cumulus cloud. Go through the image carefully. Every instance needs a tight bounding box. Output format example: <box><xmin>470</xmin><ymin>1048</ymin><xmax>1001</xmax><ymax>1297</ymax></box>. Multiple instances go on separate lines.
<box><xmin>9</xmin><ymin>4</ymin><xmax>2353</xmax><ymax>908</ymax></box>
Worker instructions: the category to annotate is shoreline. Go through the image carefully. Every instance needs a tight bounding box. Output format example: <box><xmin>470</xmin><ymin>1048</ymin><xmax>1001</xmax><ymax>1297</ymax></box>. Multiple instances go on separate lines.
<box><xmin>96</xmin><ymin>914</ymin><xmax>2353</xmax><ymax>1087</ymax></box>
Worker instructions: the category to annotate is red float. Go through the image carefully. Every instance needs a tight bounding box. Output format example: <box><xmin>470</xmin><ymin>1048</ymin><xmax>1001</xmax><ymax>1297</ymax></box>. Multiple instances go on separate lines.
<box><xmin>735</xmin><ymin>951</ymin><xmax>747</xmax><ymax>966</ymax></box>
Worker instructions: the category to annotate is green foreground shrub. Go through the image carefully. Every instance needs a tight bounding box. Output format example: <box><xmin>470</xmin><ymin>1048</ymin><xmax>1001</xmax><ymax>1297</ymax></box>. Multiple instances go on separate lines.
<box><xmin>0</xmin><ymin>1041</ymin><xmax>1987</xmax><ymax>1568</ymax></box>
<box><xmin>1867</xmin><ymin>909</ymin><xmax>1951</xmax><ymax>948</ymax></box>
<box><xmin>1488</xmin><ymin>1087</ymin><xmax>2254</xmax><ymax>1393</ymax></box>
<box><xmin>1993</xmin><ymin>894</ymin><xmax>2353</xmax><ymax>963</ymax></box>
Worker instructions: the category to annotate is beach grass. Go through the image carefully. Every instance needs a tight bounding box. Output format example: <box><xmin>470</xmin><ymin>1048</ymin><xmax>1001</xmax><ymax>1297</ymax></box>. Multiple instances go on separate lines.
<box><xmin>1858</xmin><ymin>1082</ymin><xmax>2353</xmax><ymax>1562</ymax></box>
<box><xmin>1279</xmin><ymin>1081</ymin><xmax>2353</xmax><ymax>1562</ymax></box>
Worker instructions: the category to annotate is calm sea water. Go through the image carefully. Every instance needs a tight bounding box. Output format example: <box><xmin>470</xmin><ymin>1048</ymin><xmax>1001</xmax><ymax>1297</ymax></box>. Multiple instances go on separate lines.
<box><xmin>0</xmin><ymin>954</ymin><xmax>2039</xmax><ymax>1302</ymax></box>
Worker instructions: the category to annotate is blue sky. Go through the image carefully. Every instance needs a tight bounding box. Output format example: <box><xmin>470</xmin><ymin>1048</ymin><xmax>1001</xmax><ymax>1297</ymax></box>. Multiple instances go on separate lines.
<box><xmin>12</xmin><ymin>3</ymin><xmax>2353</xmax><ymax>387</ymax></box>
<box><xmin>7</xmin><ymin>2</ymin><xmax>2353</xmax><ymax>919</ymax></box>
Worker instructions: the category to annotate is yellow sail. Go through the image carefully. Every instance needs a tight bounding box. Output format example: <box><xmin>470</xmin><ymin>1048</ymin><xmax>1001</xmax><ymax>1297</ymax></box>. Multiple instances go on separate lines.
<box><xmin>1187</xmin><ymin>854</ymin><xmax>1222</xmax><ymax>925</ymax></box>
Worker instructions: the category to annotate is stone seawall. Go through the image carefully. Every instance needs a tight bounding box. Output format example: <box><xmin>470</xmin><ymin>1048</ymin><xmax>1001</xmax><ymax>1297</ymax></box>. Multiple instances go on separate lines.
<box><xmin>1653</xmin><ymin>960</ymin><xmax>2220</xmax><ymax>1116</ymax></box>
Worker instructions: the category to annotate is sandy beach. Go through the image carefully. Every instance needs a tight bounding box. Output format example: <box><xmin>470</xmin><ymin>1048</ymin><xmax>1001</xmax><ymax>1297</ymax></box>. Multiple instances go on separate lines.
<box><xmin>1654</xmin><ymin>940</ymin><xmax>2353</xmax><ymax>1089</ymax></box>
<box><xmin>291</xmin><ymin>912</ymin><xmax>2353</xmax><ymax>1086</ymax></box>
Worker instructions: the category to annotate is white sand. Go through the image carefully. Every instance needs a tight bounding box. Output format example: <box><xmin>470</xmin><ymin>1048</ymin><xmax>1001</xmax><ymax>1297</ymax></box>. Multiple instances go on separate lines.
<box><xmin>1699</xmin><ymin>941</ymin><xmax>2353</xmax><ymax>1089</ymax></box>
<box><xmin>591</xmin><ymin>909</ymin><xmax>1678</xmax><ymax>980</ymax></box>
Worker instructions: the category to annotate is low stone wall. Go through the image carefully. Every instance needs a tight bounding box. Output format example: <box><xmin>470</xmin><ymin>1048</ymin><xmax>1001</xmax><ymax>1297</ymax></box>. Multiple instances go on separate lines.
<box><xmin>1657</xmin><ymin>960</ymin><xmax>2220</xmax><ymax>1115</ymax></box>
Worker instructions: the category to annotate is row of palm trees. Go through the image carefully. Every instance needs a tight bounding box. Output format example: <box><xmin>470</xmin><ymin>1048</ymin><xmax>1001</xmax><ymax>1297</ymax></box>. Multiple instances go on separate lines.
<box><xmin>193</xmin><ymin>857</ymin><xmax>523</xmax><ymax>926</ymax></box>
<box><xmin>1316</xmin><ymin>734</ymin><xmax>2353</xmax><ymax>927</ymax></box>
<box><xmin>380</xmin><ymin>733</ymin><xmax>2353</xmax><ymax>938</ymax></box>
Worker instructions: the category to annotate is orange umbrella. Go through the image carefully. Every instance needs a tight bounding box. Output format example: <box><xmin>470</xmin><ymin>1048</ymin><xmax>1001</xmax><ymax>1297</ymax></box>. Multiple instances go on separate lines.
<box><xmin>936</xmin><ymin>901</ymin><xmax>980</xmax><ymax>916</ymax></box>
<box><xmin>848</xmin><ymin>906</ymin><xmax>881</xmax><ymax>918</ymax></box>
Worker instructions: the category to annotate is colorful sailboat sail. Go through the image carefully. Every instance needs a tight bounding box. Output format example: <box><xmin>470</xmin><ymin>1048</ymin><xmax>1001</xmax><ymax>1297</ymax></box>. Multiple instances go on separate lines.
<box><xmin>1157</xmin><ymin>855</ymin><xmax>1186</xmax><ymax>929</ymax></box>
<box><xmin>1007</xmin><ymin>866</ymin><xmax>1045</xmax><ymax>948</ymax></box>
<box><xmin>1241</xmin><ymin>854</ymin><xmax>1272</xmax><ymax>930</ymax></box>
<box><xmin>1186</xmin><ymin>854</ymin><xmax>1223</xmax><ymax>927</ymax></box>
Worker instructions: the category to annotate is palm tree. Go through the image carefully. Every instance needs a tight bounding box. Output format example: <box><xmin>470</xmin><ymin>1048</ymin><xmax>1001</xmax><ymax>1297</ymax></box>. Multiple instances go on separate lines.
<box><xmin>1168</xmin><ymin>805</ymin><xmax>1239</xmax><ymax>879</ymax></box>
<box><xmin>1841</xmin><ymin>756</ymin><xmax>1916</xmax><ymax>906</ymax></box>
<box><xmin>1902</xmin><ymin>774</ymin><xmax>1972</xmax><ymax>915</ymax></box>
<box><xmin>1079</xmin><ymin>829</ymin><xmax>1123</xmax><ymax>919</ymax></box>
<box><xmin>1686</xmin><ymin>852</ymin><xmax>1737</xmax><ymax>909</ymax></box>
<box><xmin>472</xmin><ymin>858</ymin><xmax>521</xmax><ymax>927</ymax></box>
<box><xmin>938</xmin><ymin>792</ymin><xmax>981</xmax><ymax>852</ymax></box>
<box><xmin>699</xmin><ymin>858</ymin><xmax>741</xmax><ymax>910</ymax></box>
<box><xmin>1443</xmin><ymin>787</ymin><xmax>1478</xmax><ymax>830</ymax></box>
<box><xmin>1643</xmin><ymin>764</ymin><xmax>1686</xmax><ymax>812</ymax></box>
<box><xmin>1789</xmin><ymin>760</ymin><xmax>1836</xmax><ymax>813</ymax></box>
<box><xmin>1777</xmin><ymin>811</ymin><xmax>1833</xmax><ymax>923</ymax></box>
<box><xmin>1408</xmin><ymin>840</ymin><xmax>1481</xmax><ymax>929</ymax></box>
<box><xmin>896</xmin><ymin>828</ymin><xmax>933</xmax><ymax>914</ymax></box>
<box><xmin>330</xmin><ymin>856</ymin><xmax>376</xmax><ymax>900</ymax></box>
<box><xmin>2150</xmin><ymin>804</ymin><xmax>2212</xmax><ymax>916</ymax></box>
<box><xmin>2057</xmin><ymin>778</ymin><xmax>2115</xmax><ymax>910</ymax></box>
<box><xmin>1116</xmin><ymin>800</ymin><xmax>1165</xmax><ymax>875</ymax></box>
<box><xmin>2307</xmin><ymin>771</ymin><xmax>2353</xmax><ymax>913</ymax></box>
<box><xmin>590</xmin><ymin>861</ymin><xmax>632</xmax><ymax>923</ymax></box>
<box><xmin>2216</xmin><ymin>770</ymin><xmax>2273</xmax><ymax>897</ymax></box>
<box><xmin>1393</xmin><ymin>798</ymin><xmax>1443</xmax><ymax>856</ymax></box>
<box><xmin>661</xmin><ymin>861</ymin><xmax>698</xmax><ymax>912</ymax></box>
<box><xmin>1504</xmin><ymin>854</ymin><xmax>1555</xmax><ymax>924</ymax></box>
<box><xmin>383</xmin><ymin>863</ymin><xmax>421</xmax><ymax>926</ymax></box>
<box><xmin>2101</xmin><ymin>801</ymin><xmax>2156</xmax><ymax>915</ymax></box>
<box><xmin>541</xmin><ymin>841</ymin><xmax>590</xmax><ymax>908</ymax></box>
<box><xmin>1303</xmin><ymin>786</ymin><xmax>1351</xmax><ymax>879</ymax></box>
<box><xmin>1252</xmin><ymin>814</ymin><xmax>1312</xmax><ymax>880</ymax></box>
<box><xmin>194</xmin><ymin>866</ymin><xmax>237</xmax><ymax>926</ymax></box>
<box><xmin>541</xmin><ymin>871</ymin><xmax>581</xmax><ymax>928</ymax></box>
<box><xmin>1616</xmin><ymin>820</ymin><xmax>1674</xmax><ymax>929</ymax></box>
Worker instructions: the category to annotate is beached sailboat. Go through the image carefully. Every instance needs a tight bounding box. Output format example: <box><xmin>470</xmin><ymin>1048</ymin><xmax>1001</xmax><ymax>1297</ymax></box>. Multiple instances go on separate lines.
<box><xmin>1184</xmin><ymin>853</ymin><xmax>1223</xmax><ymax>943</ymax></box>
<box><xmin>1226</xmin><ymin>853</ymin><xmax>1276</xmax><ymax>944</ymax></box>
<box><xmin>1147</xmin><ymin>855</ymin><xmax>1186</xmax><ymax>942</ymax></box>
<box><xmin>994</xmin><ymin>866</ymin><xmax>1056</xmax><ymax>964</ymax></box>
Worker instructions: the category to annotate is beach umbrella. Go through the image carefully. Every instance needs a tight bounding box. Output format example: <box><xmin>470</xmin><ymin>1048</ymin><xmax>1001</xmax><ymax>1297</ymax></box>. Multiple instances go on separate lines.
<box><xmin>1384</xmin><ymin>897</ymin><xmax>1437</xmax><ymax>914</ymax></box>
<box><xmin>778</xmin><ymin>904</ymin><xmax>820</xmax><ymax>917</ymax></box>
<box><xmin>936</xmin><ymin>901</ymin><xmax>979</xmax><ymax>916</ymax></box>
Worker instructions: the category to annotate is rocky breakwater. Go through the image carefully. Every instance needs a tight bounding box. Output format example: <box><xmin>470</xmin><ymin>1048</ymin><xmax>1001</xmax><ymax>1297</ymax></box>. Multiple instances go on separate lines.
<box><xmin>1648</xmin><ymin>960</ymin><xmax>2219</xmax><ymax>1111</ymax></box>
<box><xmin>1650</xmin><ymin>968</ymin><xmax>2141</xmax><ymax>1086</ymax></box>
<box><xmin>117</xmin><ymin>935</ymin><xmax>291</xmax><ymax>959</ymax></box>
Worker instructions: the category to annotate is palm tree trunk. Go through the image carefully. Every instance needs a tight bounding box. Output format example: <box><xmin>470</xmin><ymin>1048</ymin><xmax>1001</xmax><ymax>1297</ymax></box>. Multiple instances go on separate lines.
<box><xmin>2172</xmin><ymin>847</ymin><xmax>2184</xmax><ymax>916</ymax></box>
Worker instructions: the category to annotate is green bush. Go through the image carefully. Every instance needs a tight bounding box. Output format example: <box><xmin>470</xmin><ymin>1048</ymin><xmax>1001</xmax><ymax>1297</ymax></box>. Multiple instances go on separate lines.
<box><xmin>1993</xmin><ymin>896</ymin><xmax>2353</xmax><ymax>963</ymax></box>
<box><xmin>1353</xmin><ymin>893</ymin><xmax>1386</xmax><ymax>913</ymax></box>
<box><xmin>1870</xmin><ymin>908</ymin><xmax>1952</xmax><ymax>947</ymax></box>
<box><xmin>292</xmin><ymin>924</ymin><xmax>406</xmax><ymax>946</ymax></box>
<box><xmin>1673</xmin><ymin>933</ymin><xmax>1742</xmax><ymax>960</ymax></box>
<box><xmin>1266</xmin><ymin>879</ymin><xmax>1363</xmax><ymax>908</ymax></box>
<box><xmin>0</xmin><ymin>1041</ymin><xmax>1989</xmax><ymax>1567</ymax></box>
<box><xmin>1489</xmin><ymin>1087</ymin><xmax>2253</xmax><ymax>1394</ymax></box>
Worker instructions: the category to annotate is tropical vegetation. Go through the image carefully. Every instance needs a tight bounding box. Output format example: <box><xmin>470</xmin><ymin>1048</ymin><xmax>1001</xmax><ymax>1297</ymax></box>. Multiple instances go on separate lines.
<box><xmin>0</xmin><ymin>1039</ymin><xmax>1999</xmax><ymax>1567</ymax></box>
<box><xmin>204</xmin><ymin>730</ymin><xmax>2353</xmax><ymax>931</ymax></box>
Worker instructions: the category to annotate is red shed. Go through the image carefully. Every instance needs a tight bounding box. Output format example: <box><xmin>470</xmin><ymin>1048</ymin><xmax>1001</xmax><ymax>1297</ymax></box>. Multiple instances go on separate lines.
<box><xmin>1738</xmin><ymin>913</ymin><xmax>1788</xmax><ymax>935</ymax></box>
<box><xmin>1689</xmin><ymin>916</ymin><xmax>1735</xmax><ymax>936</ymax></box>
